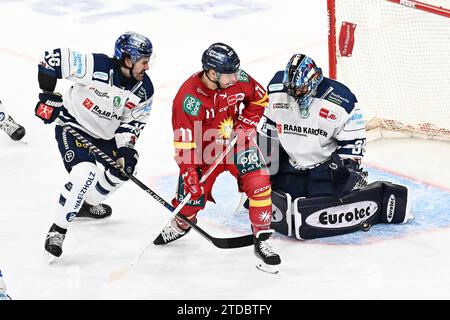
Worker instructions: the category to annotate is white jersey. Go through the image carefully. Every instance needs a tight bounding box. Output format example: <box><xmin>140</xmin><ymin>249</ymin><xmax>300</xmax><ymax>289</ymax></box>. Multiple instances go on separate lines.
<box><xmin>39</xmin><ymin>48</ymin><xmax>154</xmax><ymax>148</ymax></box>
<box><xmin>261</xmin><ymin>72</ymin><xmax>366</xmax><ymax>170</ymax></box>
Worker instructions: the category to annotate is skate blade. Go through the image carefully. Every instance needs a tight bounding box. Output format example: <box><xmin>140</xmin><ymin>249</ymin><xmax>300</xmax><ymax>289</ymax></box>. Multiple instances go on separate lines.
<box><xmin>45</xmin><ymin>251</ymin><xmax>58</xmax><ymax>264</ymax></box>
<box><xmin>255</xmin><ymin>261</ymin><xmax>279</xmax><ymax>274</ymax></box>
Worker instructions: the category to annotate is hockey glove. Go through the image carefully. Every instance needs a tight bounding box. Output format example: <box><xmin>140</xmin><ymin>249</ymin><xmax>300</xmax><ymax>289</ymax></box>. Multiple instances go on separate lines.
<box><xmin>35</xmin><ymin>92</ymin><xmax>63</xmax><ymax>124</ymax></box>
<box><xmin>233</xmin><ymin>114</ymin><xmax>259</xmax><ymax>145</ymax></box>
<box><xmin>117</xmin><ymin>147</ymin><xmax>139</xmax><ymax>177</ymax></box>
<box><xmin>330</xmin><ymin>154</ymin><xmax>368</xmax><ymax>196</ymax></box>
<box><xmin>182</xmin><ymin>167</ymin><xmax>204</xmax><ymax>201</ymax></box>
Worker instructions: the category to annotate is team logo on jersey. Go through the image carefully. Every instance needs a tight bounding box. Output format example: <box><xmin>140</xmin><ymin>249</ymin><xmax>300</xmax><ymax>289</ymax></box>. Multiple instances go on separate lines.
<box><xmin>319</xmin><ymin>108</ymin><xmax>338</xmax><ymax>122</ymax></box>
<box><xmin>217</xmin><ymin>117</ymin><xmax>234</xmax><ymax>139</ymax></box>
<box><xmin>113</xmin><ymin>96</ymin><xmax>122</xmax><ymax>108</ymax></box>
<box><xmin>183</xmin><ymin>94</ymin><xmax>202</xmax><ymax>117</ymax></box>
<box><xmin>299</xmin><ymin>108</ymin><xmax>310</xmax><ymax>118</ymax></box>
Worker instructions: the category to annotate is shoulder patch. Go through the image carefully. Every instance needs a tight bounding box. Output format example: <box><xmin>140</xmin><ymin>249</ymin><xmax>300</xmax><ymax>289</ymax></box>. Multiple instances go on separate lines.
<box><xmin>267</xmin><ymin>70</ymin><xmax>286</xmax><ymax>94</ymax></box>
<box><xmin>182</xmin><ymin>94</ymin><xmax>202</xmax><ymax>117</ymax></box>
<box><xmin>317</xmin><ymin>77</ymin><xmax>357</xmax><ymax>114</ymax></box>
<box><xmin>238</xmin><ymin>70</ymin><xmax>249</xmax><ymax>83</ymax></box>
<box><xmin>93</xmin><ymin>71</ymin><xmax>108</xmax><ymax>81</ymax></box>
<box><xmin>70</xmin><ymin>51</ymin><xmax>87</xmax><ymax>78</ymax></box>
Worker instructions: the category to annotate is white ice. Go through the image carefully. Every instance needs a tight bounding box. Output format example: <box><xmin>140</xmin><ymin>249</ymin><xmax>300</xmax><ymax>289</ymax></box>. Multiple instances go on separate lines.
<box><xmin>0</xmin><ymin>0</ymin><xmax>450</xmax><ymax>300</ymax></box>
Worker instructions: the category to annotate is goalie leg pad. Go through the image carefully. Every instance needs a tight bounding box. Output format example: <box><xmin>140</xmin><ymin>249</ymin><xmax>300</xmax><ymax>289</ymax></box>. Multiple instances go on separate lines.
<box><xmin>270</xmin><ymin>190</ymin><xmax>292</xmax><ymax>237</ymax></box>
<box><xmin>292</xmin><ymin>181</ymin><xmax>408</xmax><ymax>240</ymax></box>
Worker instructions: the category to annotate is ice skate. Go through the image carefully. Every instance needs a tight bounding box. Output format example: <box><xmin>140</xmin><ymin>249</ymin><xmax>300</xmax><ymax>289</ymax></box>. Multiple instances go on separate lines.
<box><xmin>254</xmin><ymin>229</ymin><xmax>281</xmax><ymax>274</ymax></box>
<box><xmin>153</xmin><ymin>216</ymin><xmax>193</xmax><ymax>245</ymax></box>
<box><xmin>44</xmin><ymin>223</ymin><xmax>67</xmax><ymax>262</ymax></box>
<box><xmin>75</xmin><ymin>202</ymin><xmax>112</xmax><ymax>219</ymax></box>
<box><xmin>0</xmin><ymin>115</ymin><xmax>26</xmax><ymax>141</ymax></box>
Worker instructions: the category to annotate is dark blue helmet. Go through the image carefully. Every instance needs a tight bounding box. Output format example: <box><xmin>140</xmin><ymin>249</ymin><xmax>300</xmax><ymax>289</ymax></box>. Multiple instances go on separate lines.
<box><xmin>201</xmin><ymin>43</ymin><xmax>240</xmax><ymax>74</ymax></box>
<box><xmin>114</xmin><ymin>31</ymin><xmax>153</xmax><ymax>64</ymax></box>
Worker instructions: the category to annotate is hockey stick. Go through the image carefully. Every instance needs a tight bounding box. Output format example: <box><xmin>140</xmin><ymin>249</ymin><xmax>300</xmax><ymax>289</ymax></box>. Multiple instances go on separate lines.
<box><xmin>56</xmin><ymin>120</ymin><xmax>254</xmax><ymax>249</ymax></box>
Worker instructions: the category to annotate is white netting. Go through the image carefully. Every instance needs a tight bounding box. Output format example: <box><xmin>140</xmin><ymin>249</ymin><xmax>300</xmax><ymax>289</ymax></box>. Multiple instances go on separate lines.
<box><xmin>332</xmin><ymin>0</ymin><xmax>450</xmax><ymax>140</ymax></box>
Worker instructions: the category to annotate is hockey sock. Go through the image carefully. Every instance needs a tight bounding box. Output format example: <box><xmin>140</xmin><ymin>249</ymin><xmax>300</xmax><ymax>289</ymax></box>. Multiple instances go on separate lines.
<box><xmin>248</xmin><ymin>188</ymin><xmax>273</xmax><ymax>235</ymax></box>
<box><xmin>84</xmin><ymin>169</ymin><xmax>125</xmax><ymax>206</ymax></box>
<box><xmin>54</xmin><ymin>162</ymin><xmax>99</xmax><ymax>229</ymax></box>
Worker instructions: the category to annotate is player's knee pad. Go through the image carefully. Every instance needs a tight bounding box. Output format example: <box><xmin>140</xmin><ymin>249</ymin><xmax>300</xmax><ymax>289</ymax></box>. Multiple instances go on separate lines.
<box><xmin>55</xmin><ymin>162</ymin><xmax>99</xmax><ymax>227</ymax></box>
<box><xmin>291</xmin><ymin>181</ymin><xmax>410</xmax><ymax>240</ymax></box>
<box><xmin>240</xmin><ymin>171</ymin><xmax>271</xmax><ymax>199</ymax></box>
<box><xmin>84</xmin><ymin>169</ymin><xmax>125</xmax><ymax>206</ymax></box>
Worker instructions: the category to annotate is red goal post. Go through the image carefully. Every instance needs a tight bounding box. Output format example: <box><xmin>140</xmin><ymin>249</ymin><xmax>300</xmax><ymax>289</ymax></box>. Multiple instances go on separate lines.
<box><xmin>328</xmin><ymin>0</ymin><xmax>450</xmax><ymax>140</ymax></box>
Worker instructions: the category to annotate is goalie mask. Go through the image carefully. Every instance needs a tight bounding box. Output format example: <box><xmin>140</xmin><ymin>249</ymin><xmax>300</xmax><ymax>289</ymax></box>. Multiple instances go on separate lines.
<box><xmin>283</xmin><ymin>54</ymin><xmax>323</xmax><ymax>113</ymax></box>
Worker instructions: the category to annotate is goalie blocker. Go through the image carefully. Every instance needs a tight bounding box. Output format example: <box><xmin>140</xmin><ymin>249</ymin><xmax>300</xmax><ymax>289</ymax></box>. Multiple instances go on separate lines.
<box><xmin>271</xmin><ymin>181</ymin><xmax>410</xmax><ymax>240</ymax></box>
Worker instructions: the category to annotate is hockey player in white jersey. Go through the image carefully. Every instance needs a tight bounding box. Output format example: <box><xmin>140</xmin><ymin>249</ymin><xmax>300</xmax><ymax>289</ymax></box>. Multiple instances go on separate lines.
<box><xmin>0</xmin><ymin>100</ymin><xmax>26</xmax><ymax>141</ymax></box>
<box><xmin>262</xmin><ymin>53</ymin><xmax>367</xmax><ymax>199</ymax></box>
<box><xmin>258</xmin><ymin>54</ymin><xmax>410</xmax><ymax>239</ymax></box>
<box><xmin>35</xmin><ymin>32</ymin><xmax>154</xmax><ymax>259</ymax></box>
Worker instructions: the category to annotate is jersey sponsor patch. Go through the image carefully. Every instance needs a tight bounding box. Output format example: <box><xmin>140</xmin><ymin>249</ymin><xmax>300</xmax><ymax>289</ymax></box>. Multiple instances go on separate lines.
<box><xmin>349</xmin><ymin>112</ymin><xmax>364</xmax><ymax>126</ymax></box>
<box><xmin>278</xmin><ymin>124</ymin><xmax>329</xmax><ymax>138</ymax></box>
<box><xmin>92</xmin><ymin>71</ymin><xmax>109</xmax><ymax>81</ymax></box>
<box><xmin>71</xmin><ymin>51</ymin><xmax>86</xmax><ymax>78</ymax></box>
<box><xmin>238</xmin><ymin>70</ymin><xmax>249</xmax><ymax>82</ymax></box>
<box><xmin>227</xmin><ymin>93</ymin><xmax>245</xmax><ymax>106</ymax></box>
<box><xmin>82</xmin><ymin>98</ymin><xmax>94</xmax><ymax>110</ymax></box>
<box><xmin>182</xmin><ymin>94</ymin><xmax>202</xmax><ymax>117</ymax></box>
<box><xmin>319</xmin><ymin>108</ymin><xmax>338</xmax><ymax>122</ymax></box>
<box><xmin>272</xmin><ymin>102</ymin><xmax>289</xmax><ymax>110</ymax></box>
<box><xmin>234</xmin><ymin>147</ymin><xmax>266</xmax><ymax>175</ymax></box>
<box><xmin>268</xmin><ymin>83</ymin><xmax>284</xmax><ymax>92</ymax></box>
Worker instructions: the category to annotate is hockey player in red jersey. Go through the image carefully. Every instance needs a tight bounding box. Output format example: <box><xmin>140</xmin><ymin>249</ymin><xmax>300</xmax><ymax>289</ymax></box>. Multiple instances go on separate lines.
<box><xmin>153</xmin><ymin>43</ymin><xmax>281</xmax><ymax>273</ymax></box>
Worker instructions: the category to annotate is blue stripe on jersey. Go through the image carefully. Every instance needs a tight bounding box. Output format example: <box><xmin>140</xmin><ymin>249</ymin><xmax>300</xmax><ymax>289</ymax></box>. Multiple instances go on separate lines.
<box><xmin>316</xmin><ymin>77</ymin><xmax>357</xmax><ymax>114</ymax></box>
<box><xmin>267</xmin><ymin>70</ymin><xmax>287</xmax><ymax>94</ymax></box>
<box><xmin>336</xmin><ymin>138</ymin><xmax>365</xmax><ymax>147</ymax></box>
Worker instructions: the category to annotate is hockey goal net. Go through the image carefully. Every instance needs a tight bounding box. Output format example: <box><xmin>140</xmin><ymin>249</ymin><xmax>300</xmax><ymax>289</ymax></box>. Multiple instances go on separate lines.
<box><xmin>328</xmin><ymin>0</ymin><xmax>450</xmax><ymax>140</ymax></box>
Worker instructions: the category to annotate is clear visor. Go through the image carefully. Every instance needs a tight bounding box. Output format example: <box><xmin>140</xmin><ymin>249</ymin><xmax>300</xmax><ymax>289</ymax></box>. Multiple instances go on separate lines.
<box><xmin>220</xmin><ymin>68</ymin><xmax>241</xmax><ymax>80</ymax></box>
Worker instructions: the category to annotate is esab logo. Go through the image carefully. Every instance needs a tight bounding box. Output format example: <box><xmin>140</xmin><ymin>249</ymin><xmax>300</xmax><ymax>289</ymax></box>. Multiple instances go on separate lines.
<box><xmin>305</xmin><ymin>201</ymin><xmax>378</xmax><ymax>229</ymax></box>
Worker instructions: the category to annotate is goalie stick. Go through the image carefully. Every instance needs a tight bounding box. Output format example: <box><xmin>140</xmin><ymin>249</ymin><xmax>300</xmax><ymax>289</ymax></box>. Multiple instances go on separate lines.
<box><xmin>56</xmin><ymin>119</ymin><xmax>254</xmax><ymax>250</ymax></box>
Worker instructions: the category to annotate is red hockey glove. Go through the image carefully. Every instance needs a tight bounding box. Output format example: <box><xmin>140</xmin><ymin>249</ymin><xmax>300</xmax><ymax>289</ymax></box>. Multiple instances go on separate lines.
<box><xmin>233</xmin><ymin>114</ymin><xmax>259</xmax><ymax>145</ymax></box>
<box><xmin>35</xmin><ymin>92</ymin><xmax>63</xmax><ymax>124</ymax></box>
<box><xmin>182</xmin><ymin>167</ymin><xmax>204</xmax><ymax>200</ymax></box>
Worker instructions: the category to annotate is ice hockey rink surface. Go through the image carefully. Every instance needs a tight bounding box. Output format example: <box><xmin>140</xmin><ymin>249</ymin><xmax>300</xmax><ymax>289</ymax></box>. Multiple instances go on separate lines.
<box><xmin>1</xmin><ymin>0</ymin><xmax>450</xmax><ymax>300</ymax></box>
